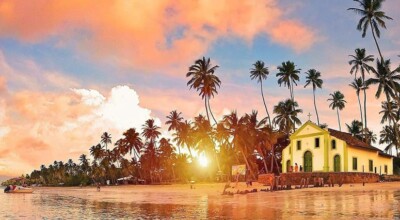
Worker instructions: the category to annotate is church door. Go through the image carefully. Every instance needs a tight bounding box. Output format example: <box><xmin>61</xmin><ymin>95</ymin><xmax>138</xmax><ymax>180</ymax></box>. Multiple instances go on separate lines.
<box><xmin>286</xmin><ymin>160</ymin><xmax>291</xmax><ymax>173</ymax></box>
<box><xmin>304</xmin><ymin>151</ymin><xmax>312</xmax><ymax>172</ymax></box>
<box><xmin>334</xmin><ymin>155</ymin><xmax>340</xmax><ymax>172</ymax></box>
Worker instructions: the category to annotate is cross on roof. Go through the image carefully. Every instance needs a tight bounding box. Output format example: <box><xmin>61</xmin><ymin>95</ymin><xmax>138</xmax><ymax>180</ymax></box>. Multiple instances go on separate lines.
<box><xmin>307</xmin><ymin>113</ymin><xmax>312</xmax><ymax>121</ymax></box>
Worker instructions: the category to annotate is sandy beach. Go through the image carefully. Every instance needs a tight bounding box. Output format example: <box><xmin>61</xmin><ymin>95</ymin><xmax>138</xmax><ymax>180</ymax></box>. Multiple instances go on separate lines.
<box><xmin>19</xmin><ymin>182</ymin><xmax>397</xmax><ymax>219</ymax></box>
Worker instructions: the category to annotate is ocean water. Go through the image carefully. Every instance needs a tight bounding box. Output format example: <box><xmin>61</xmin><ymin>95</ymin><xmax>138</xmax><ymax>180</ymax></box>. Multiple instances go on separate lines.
<box><xmin>0</xmin><ymin>185</ymin><xmax>399</xmax><ymax>219</ymax></box>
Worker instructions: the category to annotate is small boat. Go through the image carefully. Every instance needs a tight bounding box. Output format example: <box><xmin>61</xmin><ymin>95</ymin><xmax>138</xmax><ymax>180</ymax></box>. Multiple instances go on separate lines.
<box><xmin>4</xmin><ymin>185</ymin><xmax>34</xmax><ymax>193</ymax></box>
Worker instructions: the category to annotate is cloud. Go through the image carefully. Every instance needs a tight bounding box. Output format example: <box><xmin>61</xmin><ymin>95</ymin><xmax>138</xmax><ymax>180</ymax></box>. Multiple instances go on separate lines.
<box><xmin>0</xmin><ymin>78</ymin><xmax>157</xmax><ymax>176</ymax></box>
<box><xmin>0</xmin><ymin>0</ymin><xmax>318</xmax><ymax>72</ymax></box>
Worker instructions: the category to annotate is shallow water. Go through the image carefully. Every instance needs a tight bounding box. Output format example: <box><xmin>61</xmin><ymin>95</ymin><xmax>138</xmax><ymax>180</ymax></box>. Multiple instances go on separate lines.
<box><xmin>1</xmin><ymin>185</ymin><xmax>399</xmax><ymax>219</ymax></box>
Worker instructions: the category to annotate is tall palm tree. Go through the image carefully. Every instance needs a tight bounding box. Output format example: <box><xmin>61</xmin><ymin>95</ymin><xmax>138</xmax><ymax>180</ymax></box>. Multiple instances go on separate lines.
<box><xmin>276</xmin><ymin>61</ymin><xmax>301</xmax><ymax>103</ymax></box>
<box><xmin>367</xmin><ymin>59</ymin><xmax>400</xmax><ymax>155</ymax></box>
<box><xmin>348</xmin><ymin>0</ymin><xmax>392</xmax><ymax>61</ymax></box>
<box><xmin>101</xmin><ymin>132</ymin><xmax>112</xmax><ymax>152</ymax></box>
<box><xmin>272</xmin><ymin>99</ymin><xmax>303</xmax><ymax>134</ymax></box>
<box><xmin>250</xmin><ymin>60</ymin><xmax>272</xmax><ymax>126</ymax></box>
<box><xmin>328</xmin><ymin>91</ymin><xmax>347</xmax><ymax>131</ymax></box>
<box><xmin>304</xmin><ymin>69</ymin><xmax>323</xmax><ymax>125</ymax></box>
<box><xmin>348</xmin><ymin>48</ymin><xmax>374</xmax><ymax>128</ymax></box>
<box><xmin>349</xmin><ymin>77</ymin><xmax>365</xmax><ymax>124</ymax></box>
<box><xmin>186</xmin><ymin>57</ymin><xmax>221</xmax><ymax>125</ymax></box>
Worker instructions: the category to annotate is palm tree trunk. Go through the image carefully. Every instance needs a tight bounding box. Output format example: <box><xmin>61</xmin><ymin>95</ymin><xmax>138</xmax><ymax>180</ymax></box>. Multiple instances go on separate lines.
<box><xmin>260</xmin><ymin>81</ymin><xmax>272</xmax><ymax>127</ymax></box>
<box><xmin>204</xmin><ymin>98</ymin><xmax>210</xmax><ymax>122</ymax></box>
<box><xmin>361</xmin><ymin>77</ymin><xmax>367</xmax><ymax>129</ymax></box>
<box><xmin>370</xmin><ymin>22</ymin><xmax>384</xmax><ymax>62</ymax></box>
<box><xmin>186</xmin><ymin>143</ymin><xmax>193</xmax><ymax>158</ymax></box>
<box><xmin>357</xmin><ymin>93</ymin><xmax>363</xmax><ymax>126</ymax></box>
<box><xmin>240</xmin><ymin>148</ymin><xmax>256</xmax><ymax>180</ymax></box>
<box><xmin>313</xmin><ymin>90</ymin><xmax>320</xmax><ymax>125</ymax></box>
<box><xmin>337</xmin><ymin>108</ymin><xmax>341</xmax><ymax>131</ymax></box>
<box><xmin>270</xmin><ymin>146</ymin><xmax>274</xmax><ymax>173</ymax></box>
<box><xmin>386</xmin><ymin>95</ymin><xmax>400</xmax><ymax>158</ymax></box>
<box><xmin>207</xmin><ymin>97</ymin><xmax>218</xmax><ymax>125</ymax></box>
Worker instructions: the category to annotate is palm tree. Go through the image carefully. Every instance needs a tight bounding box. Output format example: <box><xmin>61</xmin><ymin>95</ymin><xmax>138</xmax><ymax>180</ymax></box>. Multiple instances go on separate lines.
<box><xmin>367</xmin><ymin>59</ymin><xmax>400</xmax><ymax>156</ymax></box>
<box><xmin>173</xmin><ymin>120</ymin><xmax>194</xmax><ymax>158</ymax></box>
<box><xmin>348</xmin><ymin>48</ymin><xmax>374</xmax><ymax>128</ymax></box>
<box><xmin>250</xmin><ymin>60</ymin><xmax>272</xmax><ymax>126</ymax></box>
<box><xmin>166</xmin><ymin>110</ymin><xmax>184</xmax><ymax>132</ymax></box>
<box><xmin>328</xmin><ymin>91</ymin><xmax>347</xmax><ymax>131</ymax></box>
<box><xmin>276</xmin><ymin>61</ymin><xmax>301</xmax><ymax>103</ymax></box>
<box><xmin>186</xmin><ymin>57</ymin><xmax>221</xmax><ymax>125</ymax></box>
<box><xmin>380</xmin><ymin>125</ymin><xmax>399</xmax><ymax>156</ymax></box>
<box><xmin>304</xmin><ymin>69</ymin><xmax>323</xmax><ymax>125</ymax></box>
<box><xmin>348</xmin><ymin>0</ymin><xmax>392</xmax><ymax>61</ymax></box>
<box><xmin>349</xmin><ymin>77</ymin><xmax>365</xmax><ymax>124</ymax></box>
<box><xmin>379</xmin><ymin>101</ymin><xmax>398</xmax><ymax>124</ymax></box>
<box><xmin>142</xmin><ymin>119</ymin><xmax>161</xmax><ymax>143</ymax></box>
<box><xmin>101</xmin><ymin>132</ymin><xmax>112</xmax><ymax>151</ymax></box>
<box><xmin>273</xmin><ymin>99</ymin><xmax>303</xmax><ymax>134</ymax></box>
<box><xmin>166</xmin><ymin>110</ymin><xmax>184</xmax><ymax>154</ymax></box>
<box><xmin>346</xmin><ymin>120</ymin><xmax>363</xmax><ymax>139</ymax></box>
<box><xmin>119</xmin><ymin>128</ymin><xmax>143</xmax><ymax>160</ymax></box>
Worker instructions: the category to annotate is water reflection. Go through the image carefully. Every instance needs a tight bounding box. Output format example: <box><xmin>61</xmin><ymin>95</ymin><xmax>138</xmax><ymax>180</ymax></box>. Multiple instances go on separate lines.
<box><xmin>0</xmin><ymin>188</ymin><xmax>399</xmax><ymax>219</ymax></box>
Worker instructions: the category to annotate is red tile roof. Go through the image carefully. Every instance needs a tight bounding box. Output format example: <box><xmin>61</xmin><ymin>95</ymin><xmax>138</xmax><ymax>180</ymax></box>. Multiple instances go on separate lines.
<box><xmin>328</xmin><ymin>128</ymin><xmax>383</xmax><ymax>152</ymax></box>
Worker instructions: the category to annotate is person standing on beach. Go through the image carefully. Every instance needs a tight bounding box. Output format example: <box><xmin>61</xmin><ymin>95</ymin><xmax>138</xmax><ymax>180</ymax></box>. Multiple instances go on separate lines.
<box><xmin>299</xmin><ymin>165</ymin><xmax>303</xmax><ymax>172</ymax></box>
<box><xmin>97</xmin><ymin>183</ymin><xmax>101</xmax><ymax>192</ymax></box>
<box><xmin>295</xmin><ymin>163</ymin><xmax>299</xmax><ymax>172</ymax></box>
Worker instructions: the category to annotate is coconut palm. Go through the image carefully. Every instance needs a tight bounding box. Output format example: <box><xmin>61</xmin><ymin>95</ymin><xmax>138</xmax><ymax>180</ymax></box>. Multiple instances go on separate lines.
<box><xmin>328</xmin><ymin>91</ymin><xmax>347</xmax><ymax>131</ymax></box>
<box><xmin>304</xmin><ymin>69</ymin><xmax>323</xmax><ymax>125</ymax></box>
<box><xmin>380</xmin><ymin>125</ymin><xmax>400</xmax><ymax>156</ymax></box>
<box><xmin>173</xmin><ymin>120</ymin><xmax>194</xmax><ymax>158</ymax></box>
<box><xmin>348</xmin><ymin>0</ymin><xmax>392</xmax><ymax>61</ymax></box>
<box><xmin>348</xmin><ymin>48</ymin><xmax>374</xmax><ymax>128</ymax></box>
<box><xmin>166</xmin><ymin>110</ymin><xmax>184</xmax><ymax>132</ymax></box>
<box><xmin>250</xmin><ymin>60</ymin><xmax>272</xmax><ymax>126</ymax></box>
<box><xmin>119</xmin><ymin>128</ymin><xmax>143</xmax><ymax>160</ymax></box>
<box><xmin>273</xmin><ymin>99</ymin><xmax>303</xmax><ymax>134</ymax></box>
<box><xmin>349</xmin><ymin>77</ymin><xmax>365</xmax><ymax>124</ymax></box>
<box><xmin>379</xmin><ymin>101</ymin><xmax>398</xmax><ymax>124</ymax></box>
<box><xmin>346</xmin><ymin>120</ymin><xmax>363</xmax><ymax>139</ymax></box>
<box><xmin>276</xmin><ymin>61</ymin><xmax>301</xmax><ymax>102</ymax></box>
<box><xmin>101</xmin><ymin>132</ymin><xmax>112</xmax><ymax>151</ymax></box>
<box><xmin>142</xmin><ymin>119</ymin><xmax>161</xmax><ymax>144</ymax></box>
<box><xmin>186</xmin><ymin>57</ymin><xmax>221</xmax><ymax>124</ymax></box>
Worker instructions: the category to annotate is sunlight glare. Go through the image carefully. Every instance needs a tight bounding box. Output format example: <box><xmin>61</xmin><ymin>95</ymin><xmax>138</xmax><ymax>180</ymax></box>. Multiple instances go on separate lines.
<box><xmin>198</xmin><ymin>153</ymin><xmax>208</xmax><ymax>167</ymax></box>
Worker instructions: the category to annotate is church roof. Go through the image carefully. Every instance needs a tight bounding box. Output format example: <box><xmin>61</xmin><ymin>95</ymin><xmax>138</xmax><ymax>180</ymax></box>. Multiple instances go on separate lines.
<box><xmin>328</xmin><ymin>128</ymin><xmax>383</xmax><ymax>153</ymax></box>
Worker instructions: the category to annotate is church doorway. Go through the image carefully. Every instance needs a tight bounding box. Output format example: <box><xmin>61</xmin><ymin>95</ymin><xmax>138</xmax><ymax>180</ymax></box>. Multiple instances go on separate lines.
<box><xmin>334</xmin><ymin>155</ymin><xmax>340</xmax><ymax>172</ymax></box>
<box><xmin>304</xmin><ymin>151</ymin><xmax>312</xmax><ymax>172</ymax></box>
<box><xmin>286</xmin><ymin>160</ymin><xmax>291</xmax><ymax>172</ymax></box>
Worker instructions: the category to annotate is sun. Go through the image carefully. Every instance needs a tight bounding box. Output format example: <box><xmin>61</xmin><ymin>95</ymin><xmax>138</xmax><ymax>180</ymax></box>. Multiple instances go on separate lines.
<box><xmin>198</xmin><ymin>153</ymin><xmax>208</xmax><ymax>167</ymax></box>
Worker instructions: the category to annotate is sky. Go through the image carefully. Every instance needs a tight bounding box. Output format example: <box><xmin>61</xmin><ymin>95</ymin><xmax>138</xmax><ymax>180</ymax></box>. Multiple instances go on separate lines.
<box><xmin>0</xmin><ymin>0</ymin><xmax>400</xmax><ymax>179</ymax></box>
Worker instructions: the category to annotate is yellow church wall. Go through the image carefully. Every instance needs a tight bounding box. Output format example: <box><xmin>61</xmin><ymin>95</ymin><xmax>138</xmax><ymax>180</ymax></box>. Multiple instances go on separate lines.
<box><xmin>328</xmin><ymin>137</ymin><xmax>345</xmax><ymax>172</ymax></box>
<box><xmin>347</xmin><ymin>147</ymin><xmax>393</xmax><ymax>175</ymax></box>
<box><xmin>285</xmin><ymin>134</ymin><xmax>326</xmax><ymax>172</ymax></box>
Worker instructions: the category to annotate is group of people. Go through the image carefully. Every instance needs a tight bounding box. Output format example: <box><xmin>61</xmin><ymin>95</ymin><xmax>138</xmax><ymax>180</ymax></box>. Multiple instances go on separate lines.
<box><xmin>289</xmin><ymin>163</ymin><xmax>303</xmax><ymax>172</ymax></box>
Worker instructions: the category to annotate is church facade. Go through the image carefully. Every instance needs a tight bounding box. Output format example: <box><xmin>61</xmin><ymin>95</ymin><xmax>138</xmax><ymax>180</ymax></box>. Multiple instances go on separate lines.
<box><xmin>282</xmin><ymin>121</ymin><xmax>393</xmax><ymax>175</ymax></box>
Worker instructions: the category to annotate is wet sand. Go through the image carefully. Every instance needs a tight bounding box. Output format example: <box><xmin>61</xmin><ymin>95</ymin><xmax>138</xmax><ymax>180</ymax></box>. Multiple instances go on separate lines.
<box><xmin>31</xmin><ymin>182</ymin><xmax>400</xmax><ymax>219</ymax></box>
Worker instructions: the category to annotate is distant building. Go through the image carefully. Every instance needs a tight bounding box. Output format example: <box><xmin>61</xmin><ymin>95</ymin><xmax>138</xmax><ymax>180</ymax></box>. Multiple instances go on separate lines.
<box><xmin>282</xmin><ymin>121</ymin><xmax>393</xmax><ymax>175</ymax></box>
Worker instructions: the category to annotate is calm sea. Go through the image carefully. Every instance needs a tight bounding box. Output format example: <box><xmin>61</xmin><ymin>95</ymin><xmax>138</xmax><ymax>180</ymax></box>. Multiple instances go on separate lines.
<box><xmin>0</xmin><ymin>185</ymin><xmax>399</xmax><ymax>219</ymax></box>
